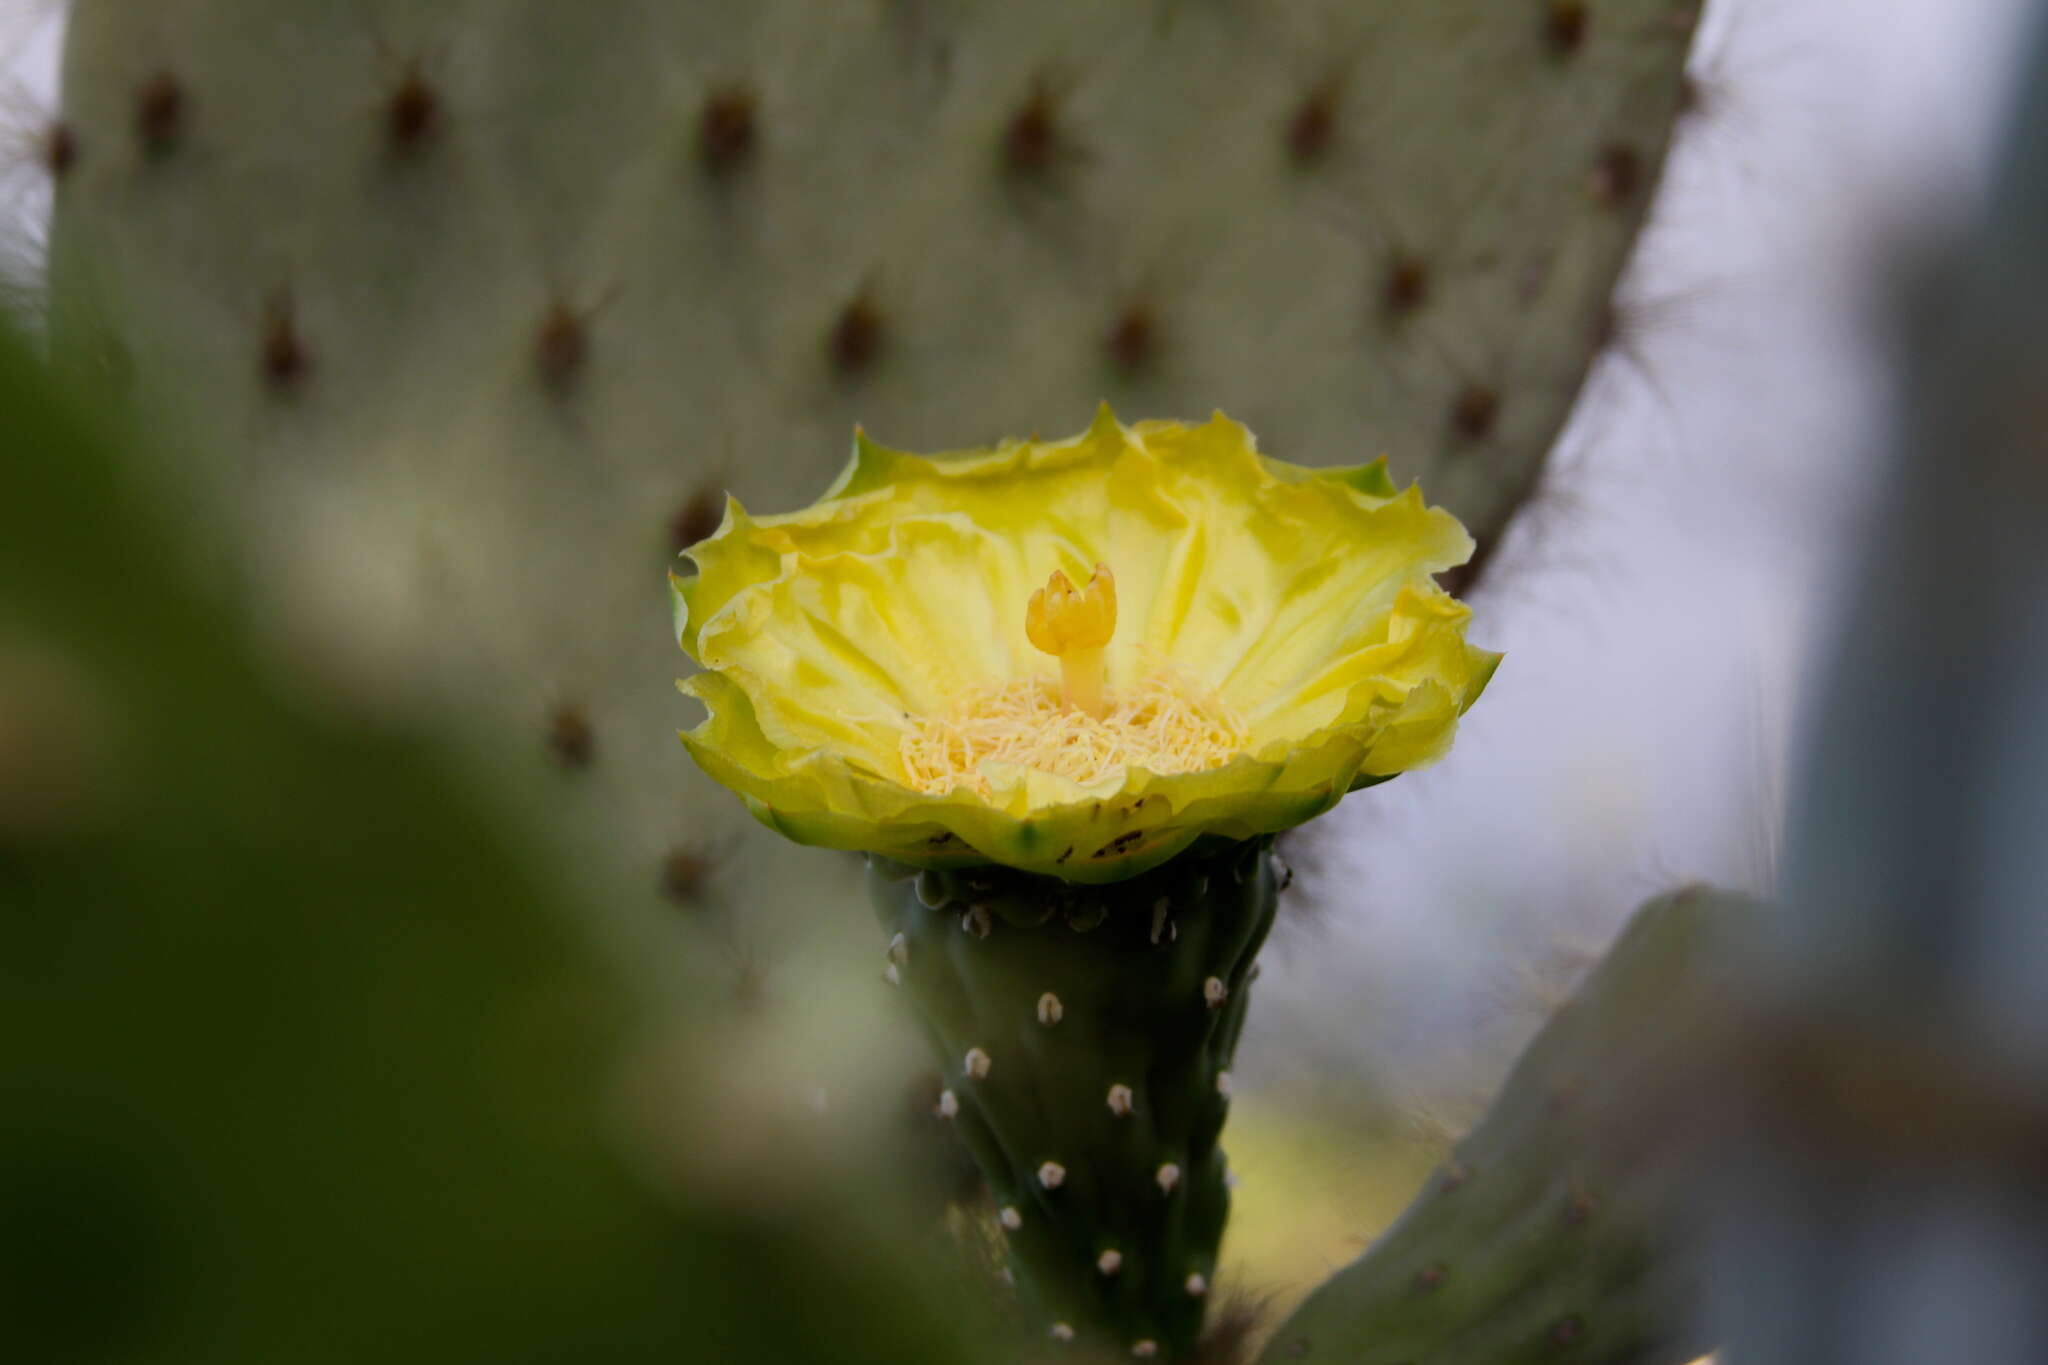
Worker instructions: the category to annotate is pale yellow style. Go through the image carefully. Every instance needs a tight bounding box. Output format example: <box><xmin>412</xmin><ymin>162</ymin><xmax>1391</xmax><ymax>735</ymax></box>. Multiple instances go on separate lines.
<box><xmin>672</xmin><ymin>405</ymin><xmax>1498</xmax><ymax>883</ymax></box>
<box><xmin>1026</xmin><ymin>563</ymin><xmax>1118</xmax><ymax>716</ymax></box>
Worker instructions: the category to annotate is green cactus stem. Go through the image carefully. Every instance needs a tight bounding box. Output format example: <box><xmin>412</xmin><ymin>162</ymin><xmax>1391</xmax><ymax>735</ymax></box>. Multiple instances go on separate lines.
<box><xmin>870</xmin><ymin>838</ymin><xmax>1279</xmax><ymax>1361</ymax></box>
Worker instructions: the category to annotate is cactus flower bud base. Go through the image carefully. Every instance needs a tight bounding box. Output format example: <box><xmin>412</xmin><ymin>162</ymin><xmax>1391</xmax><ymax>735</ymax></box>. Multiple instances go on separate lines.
<box><xmin>869</xmin><ymin>837</ymin><xmax>1278</xmax><ymax>1360</ymax></box>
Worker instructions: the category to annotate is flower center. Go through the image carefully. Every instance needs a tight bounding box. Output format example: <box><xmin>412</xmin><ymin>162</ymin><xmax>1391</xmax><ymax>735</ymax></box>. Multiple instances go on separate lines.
<box><xmin>899</xmin><ymin>671</ymin><xmax>1249</xmax><ymax>797</ymax></box>
<box><xmin>899</xmin><ymin>565</ymin><xmax>1249</xmax><ymax>796</ymax></box>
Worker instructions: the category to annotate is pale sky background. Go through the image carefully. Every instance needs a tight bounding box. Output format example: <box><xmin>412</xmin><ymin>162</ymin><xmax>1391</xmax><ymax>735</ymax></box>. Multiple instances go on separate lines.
<box><xmin>2</xmin><ymin>0</ymin><xmax>2038</xmax><ymax>1111</ymax></box>
<box><xmin>1246</xmin><ymin>0</ymin><xmax>2043</xmax><ymax>1108</ymax></box>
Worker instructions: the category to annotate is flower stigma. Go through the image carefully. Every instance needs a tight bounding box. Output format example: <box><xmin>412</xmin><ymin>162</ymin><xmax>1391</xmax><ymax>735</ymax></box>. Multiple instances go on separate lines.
<box><xmin>1026</xmin><ymin>563</ymin><xmax>1118</xmax><ymax>717</ymax></box>
<box><xmin>899</xmin><ymin>563</ymin><xmax>1251</xmax><ymax>798</ymax></box>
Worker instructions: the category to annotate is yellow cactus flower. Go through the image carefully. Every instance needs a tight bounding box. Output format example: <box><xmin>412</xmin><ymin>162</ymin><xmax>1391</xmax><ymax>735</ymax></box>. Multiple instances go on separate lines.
<box><xmin>672</xmin><ymin>405</ymin><xmax>1498</xmax><ymax>883</ymax></box>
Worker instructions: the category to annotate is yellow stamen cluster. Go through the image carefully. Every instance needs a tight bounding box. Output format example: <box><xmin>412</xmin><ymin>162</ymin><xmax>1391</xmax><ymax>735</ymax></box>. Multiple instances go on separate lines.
<box><xmin>899</xmin><ymin>667</ymin><xmax>1250</xmax><ymax>798</ymax></box>
<box><xmin>1026</xmin><ymin>563</ymin><xmax>1117</xmax><ymax>717</ymax></box>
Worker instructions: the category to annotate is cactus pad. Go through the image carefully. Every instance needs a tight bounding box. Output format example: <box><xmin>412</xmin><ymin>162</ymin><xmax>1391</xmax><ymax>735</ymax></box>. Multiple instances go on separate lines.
<box><xmin>42</xmin><ymin>1</ymin><xmax>1698</xmax><ymax>969</ymax></box>
<box><xmin>1257</xmin><ymin>887</ymin><xmax>1755</xmax><ymax>1364</ymax></box>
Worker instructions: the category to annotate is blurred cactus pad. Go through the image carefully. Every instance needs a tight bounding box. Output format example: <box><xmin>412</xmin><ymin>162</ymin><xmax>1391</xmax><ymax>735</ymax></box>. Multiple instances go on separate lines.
<box><xmin>0</xmin><ymin>326</ymin><xmax>986</xmax><ymax>1364</ymax></box>
<box><xmin>43</xmin><ymin>0</ymin><xmax>1698</xmax><ymax>956</ymax></box>
<box><xmin>38</xmin><ymin>8</ymin><xmax>1700</xmax><ymax>1355</ymax></box>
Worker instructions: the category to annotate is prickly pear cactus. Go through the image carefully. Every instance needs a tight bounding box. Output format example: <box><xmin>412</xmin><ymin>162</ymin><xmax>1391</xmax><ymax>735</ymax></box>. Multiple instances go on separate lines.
<box><xmin>1257</xmin><ymin>887</ymin><xmax>1753</xmax><ymax>1365</ymax></box>
<box><xmin>41</xmin><ymin>1</ymin><xmax>1699</xmax><ymax>983</ymax></box>
<box><xmin>872</xmin><ymin>840</ymin><xmax>1277</xmax><ymax>1358</ymax></box>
